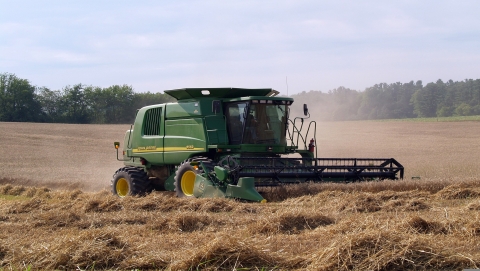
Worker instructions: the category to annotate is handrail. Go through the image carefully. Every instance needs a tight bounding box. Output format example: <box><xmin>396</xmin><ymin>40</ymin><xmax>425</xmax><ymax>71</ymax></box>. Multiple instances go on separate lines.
<box><xmin>286</xmin><ymin>116</ymin><xmax>316</xmax><ymax>157</ymax></box>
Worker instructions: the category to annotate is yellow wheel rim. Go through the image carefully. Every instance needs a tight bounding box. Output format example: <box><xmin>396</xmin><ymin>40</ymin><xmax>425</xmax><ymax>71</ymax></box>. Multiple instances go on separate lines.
<box><xmin>116</xmin><ymin>177</ymin><xmax>129</xmax><ymax>197</ymax></box>
<box><xmin>181</xmin><ymin>170</ymin><xmax>196</xmax><ymax>196</ymax></box>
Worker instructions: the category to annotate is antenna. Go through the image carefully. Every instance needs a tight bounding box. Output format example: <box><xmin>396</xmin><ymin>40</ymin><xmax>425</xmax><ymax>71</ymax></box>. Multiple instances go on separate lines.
<box><xmin>286</xmin><ymin>76</ymin><xmax>289</xmax><ymax>96</ymax></box>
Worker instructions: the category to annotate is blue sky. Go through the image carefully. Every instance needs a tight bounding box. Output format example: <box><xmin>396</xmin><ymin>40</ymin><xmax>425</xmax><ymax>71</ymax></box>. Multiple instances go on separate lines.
<box><xmin>1</xmin><ymin>1</ymin><xmax>480</xmax><ymax>95</ymax></box>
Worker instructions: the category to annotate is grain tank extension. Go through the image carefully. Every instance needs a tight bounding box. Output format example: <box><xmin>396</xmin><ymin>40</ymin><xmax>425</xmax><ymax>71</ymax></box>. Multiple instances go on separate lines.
<box><xmin>112</xmin><ymin>88</ymin><xmax>404</xmax><ymax>202</ymax></box>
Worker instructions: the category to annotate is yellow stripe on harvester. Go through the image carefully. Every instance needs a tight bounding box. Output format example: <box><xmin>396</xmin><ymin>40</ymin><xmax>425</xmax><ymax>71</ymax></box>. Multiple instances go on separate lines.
<box><xmin>133</xmin><ymin>147</ymin><xmax>205</xmax><ymax>153</ymax></box>
<box><xmin>164</xmin><ymin>147</ymin><xmax>205</xmax><ymax>152</ymax></box>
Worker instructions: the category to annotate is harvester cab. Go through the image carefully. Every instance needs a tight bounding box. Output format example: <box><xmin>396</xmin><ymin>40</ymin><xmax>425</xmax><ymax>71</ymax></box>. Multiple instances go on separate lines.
<box><xmin>112</xmin><ymin>88</ymin><xmax>404</xmax><ymax>202</ymax></box>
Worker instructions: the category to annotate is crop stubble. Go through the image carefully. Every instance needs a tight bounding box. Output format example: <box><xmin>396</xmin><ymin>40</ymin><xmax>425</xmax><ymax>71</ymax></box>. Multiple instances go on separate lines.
<box><xmin>0</xmin><ymin>120</ymin><xmax>480</xmax><ymax>270</ymax></box>
<box><xmin>1</xmin><ymin>182</ymin><xmax>480</xmax><ymax>270</ymax></box>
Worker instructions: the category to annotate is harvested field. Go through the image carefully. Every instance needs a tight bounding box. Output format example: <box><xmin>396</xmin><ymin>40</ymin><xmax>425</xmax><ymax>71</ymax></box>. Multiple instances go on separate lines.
<box><xmin>0</xmin><ymin>122</ymin><xmax>130</xmax><ymax>191</ymax></box>
<box><xmin>1</xmin><ymin>120</ymin><xmax>480</xmax><ymax>270</ymax></box>
<box><xmin>2</xmin><ymin>120</ymin><xmax>480</xmax><ymax>187</ymax></box>
<box><xmin>1</xmin><ymin>181</ymin><xmax>480</xmax><ymax>270</ymax></box>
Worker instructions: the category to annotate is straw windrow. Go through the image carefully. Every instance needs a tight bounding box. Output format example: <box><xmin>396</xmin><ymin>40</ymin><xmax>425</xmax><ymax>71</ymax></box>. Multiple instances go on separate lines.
<box><xmin>1</xmin><ymin>180</ymin><xmax>480</xmax><ymax>270</ymax></box>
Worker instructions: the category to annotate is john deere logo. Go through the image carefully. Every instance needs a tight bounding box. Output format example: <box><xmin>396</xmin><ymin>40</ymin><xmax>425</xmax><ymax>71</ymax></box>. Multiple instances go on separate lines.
<box><xmin>138</xmin><ymin>146</ymin><xmax>156</xmax><ymax>150</ymax></box>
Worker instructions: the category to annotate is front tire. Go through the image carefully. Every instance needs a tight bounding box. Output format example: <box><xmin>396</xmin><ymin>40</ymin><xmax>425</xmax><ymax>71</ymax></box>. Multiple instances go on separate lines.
<box><xmin>111</xmin><ymin>167</ymin><xmax>152</xmax><ymax>197</ymax></box>
<box><xmin>174</xmin><ymin>157</ymin><xmax>212</xmax><ymax>198</ymax></box>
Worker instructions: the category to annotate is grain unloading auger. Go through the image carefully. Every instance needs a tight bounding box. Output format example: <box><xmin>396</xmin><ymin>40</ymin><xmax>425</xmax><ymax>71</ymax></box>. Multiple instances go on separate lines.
<box><xmin>112</xmin><ymin>88</ymin><xmax>404</xmax><ymax>202</ymax></box>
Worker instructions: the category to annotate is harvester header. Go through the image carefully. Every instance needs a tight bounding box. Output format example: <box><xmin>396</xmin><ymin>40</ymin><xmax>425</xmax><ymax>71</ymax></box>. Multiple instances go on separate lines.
<box><xmin>111</xmin><ymin>87</ymin><xmax>404</xmax><ymax>202</ymax></box>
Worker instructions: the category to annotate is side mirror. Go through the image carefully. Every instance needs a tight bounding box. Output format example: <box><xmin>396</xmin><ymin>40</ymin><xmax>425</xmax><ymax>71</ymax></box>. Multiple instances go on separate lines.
<box><xmin>303</xmin><ymin>104</ymin><xmax>309</xmax><ymax>116</ymax></box>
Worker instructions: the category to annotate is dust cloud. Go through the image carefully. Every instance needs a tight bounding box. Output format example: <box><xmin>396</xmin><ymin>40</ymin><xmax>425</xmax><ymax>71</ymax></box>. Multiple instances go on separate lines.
<box><xmin>0</xmin><ymin>122</ymin><xmax>130</xmax><ymax>191</ymax></box>
<box><xmin>288</xmin><ymin>102</ymin><xmax>480</xmax><ymax>180</ymax></box>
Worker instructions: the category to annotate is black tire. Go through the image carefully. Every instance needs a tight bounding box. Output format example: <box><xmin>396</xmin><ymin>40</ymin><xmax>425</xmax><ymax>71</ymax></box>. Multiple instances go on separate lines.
<box><xmin>174</xmin><ymin>157</ymin><xmax>213</xmax><ymax>198</ymax></box>
<box><xmin>111</xmin><ymin>167</ymin><xmax>153</xmax><ymax>197</ymax></box>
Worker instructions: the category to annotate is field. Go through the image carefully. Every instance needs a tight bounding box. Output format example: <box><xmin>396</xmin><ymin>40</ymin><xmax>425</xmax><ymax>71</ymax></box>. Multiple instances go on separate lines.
<box><xmin>1</xmin><ymin>120</ymin><xmax>480</xmax><ymax>270</ymax></box>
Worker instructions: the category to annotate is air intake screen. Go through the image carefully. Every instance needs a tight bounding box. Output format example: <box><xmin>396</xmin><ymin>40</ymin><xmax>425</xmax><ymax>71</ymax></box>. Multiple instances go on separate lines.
<box><xmin>143</xmin><ymin>107</ymin><xmax>162</xmax><ymax>136</ymax></box>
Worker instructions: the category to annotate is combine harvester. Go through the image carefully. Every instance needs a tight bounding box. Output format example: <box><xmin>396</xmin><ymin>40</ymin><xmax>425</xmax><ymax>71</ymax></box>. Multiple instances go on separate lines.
<box><xmin>112</xmin><ymin>88</ymin><xmax>404</xmax><ymax>202</ymax></box>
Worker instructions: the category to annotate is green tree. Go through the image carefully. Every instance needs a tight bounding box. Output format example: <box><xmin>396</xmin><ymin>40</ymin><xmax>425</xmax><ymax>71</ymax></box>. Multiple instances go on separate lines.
<box><xmin>103</xmin><ymin>85</ymin><xmax>136</xmax><ymax>123</ymax></box>
<box><xmin>412</xmin><ymin>80</ymin><xmax>444</xmax><ymax>118</ymax></box>
<box><xmin>358</xmin><ymin>84</ymin><xmax>386</xmax><ymax>119</ymax></box>
<box><xmin>390</xmin><ymin>81</ymin><xmax>417</xmax><ymax>119</ymax></box>
<box><xmin>455</xmin><ymin>103</ymin><xmax>472</xmax><ymax>116</ymax></box>
<box><xmin>358</xmin><ymin>81</ymin><xmax>419</xmax><ymax>120</ymax></box>
<box><xmin>84</xmin><ymin>86</ymin><xmax>106</xmax><ymax>123</ymax></box>
<box><xmin>37</xmin><ymin>87</ymin><xmax>65</xmax><ymax>122</ymax></box>
<box><xmin>0</xmin><ymin>73</ymin><xmax>42</xmax><ymax>122</ymax></box>
<box><xmin>437</xmin><ymin>106</ymin><xmax>453</xmax><ymax>117</ymax></box>
<box><xmin>62</xmin><ymin>84</ymin><xmax>90</xmax><ymax>123</ymax></box>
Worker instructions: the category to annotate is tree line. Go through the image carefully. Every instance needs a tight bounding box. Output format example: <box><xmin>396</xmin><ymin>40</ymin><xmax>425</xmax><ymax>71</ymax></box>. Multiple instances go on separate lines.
<box><xmin>291</xmin><ymin>79</ymin><xmax>480</xmax><ymax>121</ymax></box>
<box><xmin>2</xmin><ymin>72</ymin><xmax>480</xmax><ymax>124</ymax></box>
<box><xmin>0</xmin><ymin>73</ymin><xmax>175</xmax><ymax>124</ymax></box>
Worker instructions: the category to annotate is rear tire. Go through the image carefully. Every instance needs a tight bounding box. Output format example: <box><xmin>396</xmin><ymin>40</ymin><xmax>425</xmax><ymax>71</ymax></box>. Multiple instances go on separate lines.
<box><xmin>174</xmin><ymin>157</ymin><xmax>213</xmax><ymax>198</ymax></box>
<box><xmin>111</xmin><ymin>167</ymin><xmax>153</xmax><ymax>197</ymax></box>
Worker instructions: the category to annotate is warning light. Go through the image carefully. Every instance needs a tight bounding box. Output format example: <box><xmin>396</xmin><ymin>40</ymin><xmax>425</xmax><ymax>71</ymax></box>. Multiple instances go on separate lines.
<box><xmin>114</xmin><ymin>142</ymin><xmax>120</xmax><ymax>149</ymax></box>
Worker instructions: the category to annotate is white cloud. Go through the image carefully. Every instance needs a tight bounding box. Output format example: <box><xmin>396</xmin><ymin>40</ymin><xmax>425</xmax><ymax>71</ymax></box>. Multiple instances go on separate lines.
<box><xmin>1</xmin><ymin>0</ymin><xmax>480</xmax><ymax>93</ymax></box>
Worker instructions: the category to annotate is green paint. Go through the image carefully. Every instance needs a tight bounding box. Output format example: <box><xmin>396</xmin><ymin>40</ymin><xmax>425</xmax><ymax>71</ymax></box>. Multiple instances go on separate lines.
<box><xmin>226</xmin><ymin>177</ymin><xmax>264</xmax><ymax>202</ymax></box>
<box><xmin>113</xmin><ymin>87</ymin><xmax>403</xmax><ymax>201</ymax></box>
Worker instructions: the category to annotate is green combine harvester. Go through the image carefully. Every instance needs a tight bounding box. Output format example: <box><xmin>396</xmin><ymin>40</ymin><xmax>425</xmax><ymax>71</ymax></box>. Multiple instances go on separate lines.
<box><xmin>112</xmin><ymin>88</ymin><xmax>404</xmax><ymax>202</ymax></box>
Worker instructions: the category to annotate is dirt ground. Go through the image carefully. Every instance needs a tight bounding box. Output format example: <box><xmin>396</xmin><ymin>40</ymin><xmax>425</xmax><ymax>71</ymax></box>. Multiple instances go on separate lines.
<box><xmin>0</xmin><ymin>122</ymin><xmax>130</xmax><ymax>191</ymax></box>
<box><xmin>1</xmin><ymin>120</ymin><xmax>480</xmax><ymax>191</ymax></box>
